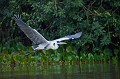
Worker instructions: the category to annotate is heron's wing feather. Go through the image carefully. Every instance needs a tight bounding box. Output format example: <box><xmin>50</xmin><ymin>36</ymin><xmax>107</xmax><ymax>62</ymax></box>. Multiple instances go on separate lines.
<box><xmin>54</xmin><ymin>32</ymin><xmax>82</xmax><ymax>42</ymax></box>
<box><xmin>14</xmin><ymin>15</ymin><xmax>48</xmax><ymax>44</ymax></box>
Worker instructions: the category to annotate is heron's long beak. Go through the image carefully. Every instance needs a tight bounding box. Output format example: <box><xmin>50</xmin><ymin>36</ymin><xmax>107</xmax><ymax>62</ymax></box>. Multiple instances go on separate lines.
<box><xmin>57</xmin><ymin>42</ymin><xmax>67</xmax><ymax>45</ymax></box>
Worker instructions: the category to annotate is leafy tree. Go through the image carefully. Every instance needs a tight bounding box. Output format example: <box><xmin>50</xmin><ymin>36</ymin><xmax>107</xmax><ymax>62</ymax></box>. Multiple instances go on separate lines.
<box><xmin>0</xmin><ymin>0</ymin><xmax>120</xmax><ymax>57</ymax></box>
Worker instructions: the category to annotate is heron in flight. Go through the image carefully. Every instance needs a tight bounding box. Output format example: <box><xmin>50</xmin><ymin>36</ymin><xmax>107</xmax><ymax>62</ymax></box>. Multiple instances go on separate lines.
<box><xmin>14</xmin><ymin>15</ymin><xmax>82</xmax><ymax>50</ymax></box>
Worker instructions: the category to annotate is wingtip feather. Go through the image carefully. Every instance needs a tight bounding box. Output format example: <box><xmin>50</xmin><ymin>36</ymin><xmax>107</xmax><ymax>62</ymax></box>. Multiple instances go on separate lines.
<box><xmin>75</xmin><ymin>32</ymin><xmax>82</xmax><ymax>38</ymax></box>
<box><xmin>13</xmin><ymin>14</ymin><xmax>21</xmax><ymax>20</ymax></box>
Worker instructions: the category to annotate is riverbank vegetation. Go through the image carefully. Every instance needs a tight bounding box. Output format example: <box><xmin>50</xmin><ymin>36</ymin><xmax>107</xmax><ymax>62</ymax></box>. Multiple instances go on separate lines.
<box><xmin>0</xmin><ymin>0</ymin><xmax>120</xmax><ymax>65</ymax></box>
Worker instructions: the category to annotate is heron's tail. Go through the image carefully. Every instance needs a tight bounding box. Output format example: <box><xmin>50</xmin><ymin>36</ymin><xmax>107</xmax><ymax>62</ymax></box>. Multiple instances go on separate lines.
<box><xmin>32</xmin><ymin>44</ymin><xmax>39</xmax><ymax>50</ymax></box>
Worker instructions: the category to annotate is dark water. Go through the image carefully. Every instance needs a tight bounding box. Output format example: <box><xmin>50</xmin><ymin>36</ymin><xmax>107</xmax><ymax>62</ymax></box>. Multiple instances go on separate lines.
<box><xmin>0</xmin><ymin>63</ymin><xmax>120</xmax><ymax>79</ymax></box>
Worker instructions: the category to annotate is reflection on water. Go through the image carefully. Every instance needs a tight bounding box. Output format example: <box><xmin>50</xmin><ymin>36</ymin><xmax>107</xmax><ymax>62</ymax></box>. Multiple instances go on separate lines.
<box><xmin>0</xmin><ymin>63</ymin><xmax>120</xmax><ymax>79</ymax></box>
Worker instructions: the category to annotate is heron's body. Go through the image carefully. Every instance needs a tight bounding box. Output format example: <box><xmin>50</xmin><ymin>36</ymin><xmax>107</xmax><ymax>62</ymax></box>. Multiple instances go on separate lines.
<box><xmin>14</xmin><ymin>15</ymin><xmax>82</xmax><ymax>50</ymax></box>
<box><xmin>33</xmin><ymin>41</ymin><xmax>59</xmax><ymax>50</ymax></box>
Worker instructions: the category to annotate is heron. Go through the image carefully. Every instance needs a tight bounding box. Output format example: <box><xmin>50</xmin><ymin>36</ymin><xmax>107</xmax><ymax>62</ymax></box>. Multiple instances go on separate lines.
<box><xmin>14</xmin><ymin>15</ymin><xmax>82</xmax><ymax>50</ymax></box>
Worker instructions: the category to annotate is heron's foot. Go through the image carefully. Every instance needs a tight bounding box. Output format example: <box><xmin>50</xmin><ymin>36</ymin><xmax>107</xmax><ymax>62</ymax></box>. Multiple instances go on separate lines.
<box><xmin>24</xmin><ymin>52</ymin><xmax>32</xmax><ymax>56</ymax></box>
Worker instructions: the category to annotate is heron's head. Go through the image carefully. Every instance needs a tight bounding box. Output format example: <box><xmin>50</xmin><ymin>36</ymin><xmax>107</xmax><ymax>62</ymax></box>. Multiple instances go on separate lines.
<box><xmin>57</xmin><ymin>41</ymin><xmax>67</xmax><ymax>45</ymax></box>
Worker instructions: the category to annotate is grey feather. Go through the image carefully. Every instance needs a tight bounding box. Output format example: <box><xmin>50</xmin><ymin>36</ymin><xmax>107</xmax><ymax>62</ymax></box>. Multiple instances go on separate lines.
<box><xmin>54</xmin><ymin>32</ymin><xmax>82</xmax><ymax>42</ymax></box>
<box><xmin>64</xmin><ymin>32</ymin><xmax>82</xmax><ymax>39</ymax></box>
<box><xmin>14</xmin><ymin>15</ymin><xmax>48</xmax><ymax>44</ymax></box>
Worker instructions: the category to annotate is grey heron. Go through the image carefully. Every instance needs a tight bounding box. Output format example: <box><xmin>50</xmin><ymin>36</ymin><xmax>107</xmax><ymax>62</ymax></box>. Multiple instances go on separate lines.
<box><xmin>14</xmin><ymin>15</ymin><xmax>82</xmax><ymax>50</ymax></box>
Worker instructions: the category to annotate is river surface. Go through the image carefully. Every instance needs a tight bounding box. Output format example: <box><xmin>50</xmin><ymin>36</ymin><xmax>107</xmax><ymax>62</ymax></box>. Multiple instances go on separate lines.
<box><xmin>0</xmin><ymin>63</ymin><xmax>120</xmax><ymax>79</ymax></box>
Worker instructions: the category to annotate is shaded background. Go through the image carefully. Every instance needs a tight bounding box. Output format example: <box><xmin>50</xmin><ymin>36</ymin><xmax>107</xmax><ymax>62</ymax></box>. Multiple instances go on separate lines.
<box><xmin>0</xmin><ymin>0</ymin><xmax>120</xmax><ymax>61</ymax></box>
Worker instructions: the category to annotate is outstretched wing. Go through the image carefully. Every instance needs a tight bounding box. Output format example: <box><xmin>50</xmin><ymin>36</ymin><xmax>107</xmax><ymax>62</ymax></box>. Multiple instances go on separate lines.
<box><xmin>14</xmin><ymin>15</ymin><xmax>48</xmax><ymax>44</ymax></box>
<box><xmin>53</xmin><ymin>32</ymin><xmax>82</xmax><ymax>42</ymax></box>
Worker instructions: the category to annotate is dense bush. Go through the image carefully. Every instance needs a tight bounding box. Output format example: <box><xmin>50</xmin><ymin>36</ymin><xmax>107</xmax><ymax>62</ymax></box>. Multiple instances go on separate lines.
<box><xmin>0</xmin><ymin>0</ymin><xmax>120</xmax><ymax>60</ymax></box>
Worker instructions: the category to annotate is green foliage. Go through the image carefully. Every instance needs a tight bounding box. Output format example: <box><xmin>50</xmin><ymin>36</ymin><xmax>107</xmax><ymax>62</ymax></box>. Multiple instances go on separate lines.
<box><xmin>0</xmin><ymin>0</ymin><xmax>120</xmax><ymax>64</ymax></box>
<box><xmin>0</xmin><ymin>44</ymin><xmax>118</xmax><ymax>65</ymax></box>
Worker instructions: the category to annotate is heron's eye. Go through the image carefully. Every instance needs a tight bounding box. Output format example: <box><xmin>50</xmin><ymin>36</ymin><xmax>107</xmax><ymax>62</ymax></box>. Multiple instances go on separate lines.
<box><xmin>57</xmin><ymin>41</ymin><xmax>60</xmax><ymax>43</ymax></box>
